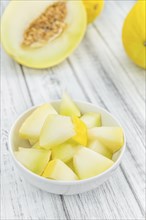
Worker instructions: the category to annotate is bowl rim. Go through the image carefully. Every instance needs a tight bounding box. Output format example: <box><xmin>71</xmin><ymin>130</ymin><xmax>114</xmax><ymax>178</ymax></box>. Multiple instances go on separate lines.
<box><xmin>9</xmin><ymin>99</ymin><xmax>126</xmax><ymax>185</ymax></box>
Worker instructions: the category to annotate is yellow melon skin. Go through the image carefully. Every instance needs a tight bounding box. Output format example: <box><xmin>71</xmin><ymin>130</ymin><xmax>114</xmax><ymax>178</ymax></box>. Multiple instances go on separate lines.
<box><xmin>83</xmin><ymin>0</ymin><xmax>104</xmax><ymax>24</ymax></box>
<box><xmin>122</xmin><ymin>1</ymin><xmax>146</xmax><ymax>69</ymax></box>
<box><xmin>1</xmin><ymin>0</ymin><xmax>87</xmax><ymax>69</ymax></box>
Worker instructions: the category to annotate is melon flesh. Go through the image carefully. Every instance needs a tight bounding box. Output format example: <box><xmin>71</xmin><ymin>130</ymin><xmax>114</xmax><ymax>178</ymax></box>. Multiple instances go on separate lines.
<box><xmin>19</xmin><ymin>103</ymin><xmax>57</xmax><ymax>140</ymax></box>
<box><xmin>1</xmin><ymin>0</ymin><xmax>87</xmax><ymax>68</ymax></box>
<box><xmin>51</xmin><ymin>141</ymin><xmax>80</xmax><ymax>163</ymax></box>
<box><xmin>72</xmin><ymin>116</ymin><xmax>87</xmax><ymax>146</ymax></box>
<box><xmin>73</xmin><ymin>147</ymin><xmax>114</xmax><ymax>180</ymax></box>
<box><xmin>29</xmin><ymin>137</ymin><xmax>38</xmax><ymax>145</ymax></box>
<box><xmin>40</xmin><ymin>115</ymin><xmax>76</xmax><ymax>149</ymax></box>
<box><xmin>81</xmin><ymin>112</ymin><xmax>101</xmax><ymax>128</ymax></box>
<box><xmin>88</xmin><ymin>127</ymin><xmax>124</xmax><ymax>153</ymax></box>
<box><xmin>42</xmin><ymin>159</ymin><xmax>78</xmax><ymax>180</ymax></box>
<box><xmin>88</xmin><ymin>140</ymin><xmax>112</xmax><ymax>159</ymax></box>
<box><xmin>15</xmin><ymin>147</ymin><xmax>51</xmax><ymax>175</ymax></box>
<box><xmin>60</xmin><ymin>93</ymin><xmax>81</xmax><ymax>117</ymax></box>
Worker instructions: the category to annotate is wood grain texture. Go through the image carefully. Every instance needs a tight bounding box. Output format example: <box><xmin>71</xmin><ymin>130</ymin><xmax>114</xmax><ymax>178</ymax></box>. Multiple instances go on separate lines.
<box><xmin>1</xmin><ymin>0</ymin><xmax>145</xmax><ymax>219</ymax></box>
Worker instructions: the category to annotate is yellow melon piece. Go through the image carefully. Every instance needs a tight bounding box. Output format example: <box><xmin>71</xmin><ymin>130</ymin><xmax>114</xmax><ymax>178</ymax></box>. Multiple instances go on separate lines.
<box><xmin>60</xmin><ymin>92</ymin><xmax>81</xmax><ymax>117</ymax></box>
<box><xmin>88</xmin><ymin>139</ymin><xmax>112</xmax><ymax>159</ymax></box>
<box><xmin>42</xmin><ymin>159</ymin><xmax>78</xmax><ymax>180</ymax></box>
<box><xmin>15</xmin><ymin>147</ymin><xmax>51</xmax><ymax>175</ymax></box>
<box><xmin>1</xmin><ymin>0</ymin><xmax>87</xmax><ymax>68</ymax></box>
<box><xmin>72</xmin><ymin>116</ymin><xmax>87</xmax><ymax>146</ymax></box>
<box><xmin>19</xmin><ymin>103</ymin><xmax>57</xmax><ymax>140</ymax></box>
<box><xmin>88</xmin><ymin>127</ymin><xmax>124</xmax><ymax>153</ymax></box>
<box><xmin>51</xmin><ymin>141</ymin><xmax>80</xmax><ymax>163</ymax></box>
<box><xmin>39</xmin><ymin>115</ymin><xmax>76</xmax><ymax>150</ymax></box>
<box><xmin>73</xmin><ymin>147</ymin><xmax>114</xmax><ymax>179</ymax></box>
<box><xmin>81</xmin><ymin>112</ymin><xmax>101</xmax><ymax>128</ymax></box>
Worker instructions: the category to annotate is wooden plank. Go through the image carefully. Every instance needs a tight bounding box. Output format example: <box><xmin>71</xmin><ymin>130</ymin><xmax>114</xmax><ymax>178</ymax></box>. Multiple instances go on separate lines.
<box><xmin>1</xmin><ymin>50</ymin><xmax>68</xmax><ymax>220</ymax></box>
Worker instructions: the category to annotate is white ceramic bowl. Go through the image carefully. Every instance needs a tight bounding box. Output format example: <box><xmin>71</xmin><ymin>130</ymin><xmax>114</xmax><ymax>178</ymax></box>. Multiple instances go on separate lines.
<box><xmin>9</xmin><ymin>100</ymin><xmax>126</xmax><ymax>195</ymax></box>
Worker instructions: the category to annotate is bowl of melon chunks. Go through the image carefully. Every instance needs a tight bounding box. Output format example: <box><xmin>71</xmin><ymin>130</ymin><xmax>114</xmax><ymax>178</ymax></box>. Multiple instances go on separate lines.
<box><xmin>9</xmin><ymin>93</ymin><xmax>126</xmax><ymax>195</ymax></box>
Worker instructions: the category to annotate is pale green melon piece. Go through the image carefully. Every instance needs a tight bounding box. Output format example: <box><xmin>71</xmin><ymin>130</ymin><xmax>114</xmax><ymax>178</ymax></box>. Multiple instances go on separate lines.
<box><xmin>32</xmin><ymin>142</ymin><xmax>43</xmax><ymax>150</ymax></box>
<box><xmin>66</xmin><ymin>159</ymin><xmax>75</xmax><ymax>171</ymax></box>
<box><xmin>88</xmin><ymin>140</ymin><xmax>112</xmax><ymax>159</ymax></box>
<box><xmin>29</xmin><ymin>137</ymin><xmax>38</xmax><ymax>145</ymax></box>
<box><xmin>60</xmin><ymin>92</ymin><xmax>81</xmax><ymax>117</ymax></box>
<box><xmin>19</xmin><ymin>103</ymin><xmax>57</xmax><ymax>140</ymax></box>
<box><xmin>81</xmin><ymin>112</ymin><xmax>101</xmax><ymax>128</ymax></box>
<box><xmin>52</xmin><ymin>142</ymin><xmax>81</xmax><ymax>163</ymax></box>
<box><xmin>42</xmin><ymin>159</ymin><xmax>78</xmax><ymax>180</ymax></box>
<box><xmin>88</xmin><ymin>127</ymin><xmax>124</xmax><ymax>153</ymax></box>
<box><xmin>15</xmin><ymin>147</ymin><xmax>51</xmax><ymax>175</ymax></box>
<box><xmin>73</xmin><ymin>147</ymin><xmax>114</xmax><ymax>180</ymax></box>
<box><xmin>40</xmin><ymin>115</ymin><xmax>76</xmax><ymax>150</ymax></box>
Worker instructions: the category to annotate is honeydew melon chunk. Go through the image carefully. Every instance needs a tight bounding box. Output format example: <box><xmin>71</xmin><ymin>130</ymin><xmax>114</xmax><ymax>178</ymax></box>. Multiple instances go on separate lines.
<box><xmin>52</xmin><ymin>141</ymin><xmax>81</xmax><ymax>163</ymax></box>
<box><xmin>15</xmin><ymin>147</ymin><xmax>51</xmax><ymax>175</ymax></box>
<box><xmin>73</xmin><ymin>147</ymin><xmax>114</xmax><ymax>180</ymax></box>
<box><xmin>88</xmin><ymin>127</ymin><xmax>124</xmax><ymax>153</ymax></box>
<box><xmin>88</xmin><ymin>140</ymin><xmax>112</xmax><ymax>159</ymax></box>
<box><xmin>81</xmin><ymin>112</ymin><xmax>102</xmax><ymax>128</ymax></box>
<box><xmin>40</xmin><ymin>115</ymin><xmax>76</xmax><ymax>150</ymax></box>
<box><xmin>60</xmin><ymin>93</ymin><xmax>81</xmax><ymax>117</ymax></box>
<box><xmin>32</xmin><ymin>142</ymin><xmax>42</xmax><ymax>150</ymax></box>
<box><xmin>42</xmin><ymin>159</ymin><xmax>78</xmax><ymax>180</ymax></box>
<box><xmin>29</xmin><ymin>137</ymin><xmax>38</xmax><ymax>146</ymax></box>
<box><xmin>19</xmin><ymin>103</ymin><xmax>57</xmax><ymax>140</ymax></box>
<box><xmin>66</xmin><ymin>159</ymin><xmax>75</xmax><ymax>171</ymax></box>
<box><xmin>72</xmin><ymin>116</ymin><xmax>87</xmax><ymax>146</ymax></box>
<box><xmin>1</xmin><ymin>0</ymin><xmax>87</xmax><ymax>68</ymax></box>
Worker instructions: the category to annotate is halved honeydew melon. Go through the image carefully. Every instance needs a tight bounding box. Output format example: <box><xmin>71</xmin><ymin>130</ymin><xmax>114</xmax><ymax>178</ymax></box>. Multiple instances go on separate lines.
<box><xmin>40</xmin><ymin>115</ymin><xmax>76</xmax><ymax>150</ymax></box>
<box><xmin>19</xmin><ymin>103</ymin><xmax>57</xmax><ymax>140</ymax></box>
<box><xmin>81</xmin><ymin>112</ymin><xmax>101</xmax><ymax>128</ymax></box>
<box><xmin>88</xmin><ymin>140</ymin><xmax>112</xmax><ymax>159</ymax></box>
<box><xmin>15</xmin><ymin>147</ymin><xmax>51</xmax><ymax>175</ymax></box>
<box><xmin>88</xmin><ymin>127</ymin><xmax>124</xmax><ymax>153</ymax></box>
<box><xmin>1</xmin><ymin>0</ymin><xmax>87</xmax><ymax>68</ymax></box>
<box><xmin>42</xmin><ymin>159</ymin><xmax>78</xmax><ymax>180</ymax></box>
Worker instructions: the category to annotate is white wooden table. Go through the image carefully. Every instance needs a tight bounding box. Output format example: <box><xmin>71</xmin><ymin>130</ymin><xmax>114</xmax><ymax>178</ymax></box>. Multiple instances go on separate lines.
<box><xmin>1</xmin><ymin>1</ymin><xmax>145</xmax><ymax>219</ymax></box>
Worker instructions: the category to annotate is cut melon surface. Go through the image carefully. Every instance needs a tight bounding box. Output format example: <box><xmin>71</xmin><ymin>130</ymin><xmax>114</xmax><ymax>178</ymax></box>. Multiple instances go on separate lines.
<box><xmin>1</xmin><ymin>0</ymin><xmax>87</xmax><ymax>68</ymax></box>
<box><xmin>73</xmin><ymin>147</ymin><xmax>114</xmax><ymax>180</ymax></box>
<box><xmin>81</xmin><ymin>112</ymin><xmax>101</xmax><ymax>128</ymax></box>
<box><xmin>60</xmin><ymin>92</ymin><xmax>81</xmax><ymax>117</ymax></box>
<box><xmin>66</xmin><ymin>159</ymin><xmax>75</xmax><ymax>171</ymax></box>
<box><xmin>15</xmin><ymin>147</ymin><xmax>51</xmax><ymax>175</ymax></box>
<box><xmin>88</xmin><ymin>127</ymin><xmax>124</xmax><ymax>153</ymax></box>
<box><xmin>72</xmin><ymin>116</ymin><xmax>87</xmax><ymax>146</ymax></box>
<box><xmin>42</xmin><ymin>159</ymin><xmax>78</xmax><ymax>180</ymax></box>
<box><xmin>32</xmin><ymin>142</ymin><xmax>43</xmax><ymax>150</ymax></box>
<box><xmin>29</xmin><ymin>137</ymin><xmax>38</xmax><ymax>145</ymax></box>
<box><xmin>19</xmin><ymin>103</ymin><xmax>57</xmax><ymax>140</ymax></box>
<box><xmin>40</xmin><ymin>114</ymin><xmax>76</xmax><ymax>149</ymax></box>
<box><xmin>52</xmin><ymin>141</ymin><xmax>80</xmax><ymax>163</ymax></box>
<box><xmin>88</xmin><ymin>140</ymin><xmax>112</xmax><ymax>159</ymax></box>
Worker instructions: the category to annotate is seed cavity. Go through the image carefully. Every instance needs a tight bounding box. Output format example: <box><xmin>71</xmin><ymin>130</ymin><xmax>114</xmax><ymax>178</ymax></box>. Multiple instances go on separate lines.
<box><xmin>22</xmin><ymin>1</ymin><xmax>67</xmax><ymax>48</ymax></box>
